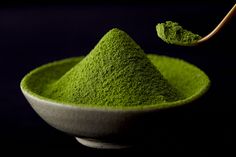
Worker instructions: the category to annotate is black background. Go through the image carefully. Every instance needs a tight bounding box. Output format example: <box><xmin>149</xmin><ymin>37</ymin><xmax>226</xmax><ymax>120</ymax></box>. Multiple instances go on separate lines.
<box><xmin>0</xmin><ymin>0</ymin><xmax>234</xmax><ymax>155</ymax></box>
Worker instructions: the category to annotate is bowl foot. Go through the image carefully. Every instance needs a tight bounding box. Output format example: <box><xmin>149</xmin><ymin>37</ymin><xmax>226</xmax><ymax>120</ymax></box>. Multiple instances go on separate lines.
<box><xmin>75</xmin><ymin>137</ymin><xmax>132</xmax><ymax>149</ymax></box>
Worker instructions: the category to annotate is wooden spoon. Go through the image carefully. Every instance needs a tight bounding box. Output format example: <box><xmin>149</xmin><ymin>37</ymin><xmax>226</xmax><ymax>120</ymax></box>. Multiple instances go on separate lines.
<box><xmin>197</xmin><ymin>4</ymin><xmax>236</xmax><ymax>44</ymax></box>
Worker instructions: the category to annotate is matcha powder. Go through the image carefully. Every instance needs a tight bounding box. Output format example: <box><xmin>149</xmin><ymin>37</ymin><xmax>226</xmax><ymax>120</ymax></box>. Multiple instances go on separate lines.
<box><xmin>42</xmin><ymin>28</ymin><xmax>181</xmax><ymax>107</ymax></box>
<box><xmin>156</xmin><ymin>21</ymin><xmax>202</xmax><ymax>46</ymax></box>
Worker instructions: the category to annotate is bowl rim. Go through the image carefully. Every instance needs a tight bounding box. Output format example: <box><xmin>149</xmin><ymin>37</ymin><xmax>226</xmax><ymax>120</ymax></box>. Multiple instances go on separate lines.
<box><xmin>21</xmin><ymin>83</ymin><xmax>210</xmax><ymax>112</ymax></box>
<box><xmin>20</xmin><ymin>55</ymin><xmax>210</xmax><ymax>112</ymax></box>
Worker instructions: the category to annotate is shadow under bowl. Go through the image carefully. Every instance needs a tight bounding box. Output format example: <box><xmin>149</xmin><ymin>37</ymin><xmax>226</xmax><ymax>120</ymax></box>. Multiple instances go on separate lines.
<box><xmin>20</xmin><ymin>54</ymin><xmax>210</xmax><ymax>149</ymax></box>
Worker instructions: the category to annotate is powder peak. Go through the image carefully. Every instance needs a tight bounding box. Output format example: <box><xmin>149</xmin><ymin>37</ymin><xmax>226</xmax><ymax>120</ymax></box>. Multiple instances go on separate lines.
<box><xmin>90</xmin><ymin>28</ymin><xmax>143</xmax><ymax>57</ymax></box>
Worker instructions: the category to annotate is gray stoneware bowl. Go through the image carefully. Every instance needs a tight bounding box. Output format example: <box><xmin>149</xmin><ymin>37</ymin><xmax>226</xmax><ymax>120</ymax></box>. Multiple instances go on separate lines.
<box><xmin>20</xmin><ymin>55</ymin><xmax>210</xmax><ymax>149</ymax></box>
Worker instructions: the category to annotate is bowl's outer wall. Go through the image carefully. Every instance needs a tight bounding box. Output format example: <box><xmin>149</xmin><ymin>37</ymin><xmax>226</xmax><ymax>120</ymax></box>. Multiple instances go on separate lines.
<box><xmin>23</xmin><ymin>91</ymin><xmax>147</xmax><ymax>140</ymax></box>
<box><xmin>23</xmin><ymin>90</ymin><xmax>187</xmax><ymax>143</ymax></box>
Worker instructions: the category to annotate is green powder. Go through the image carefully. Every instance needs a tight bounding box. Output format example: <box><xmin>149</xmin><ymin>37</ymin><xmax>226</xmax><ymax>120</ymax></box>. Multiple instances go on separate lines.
<box><xmin>156</xmin><ymin>21</ymin><xmax>202</xmax><ymax>46</ymax></box>
<box><xmin>42</xmin><ymin>28</ymin><xmax>181</xmax><ymax>107</ymax></box>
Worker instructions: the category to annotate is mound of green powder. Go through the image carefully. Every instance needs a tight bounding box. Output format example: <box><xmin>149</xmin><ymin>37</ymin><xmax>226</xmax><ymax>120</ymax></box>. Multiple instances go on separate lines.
<box><xmin>42</xmin><ymin>28</ymin><xmax>181</xmax><ymax>107</ymax></box>
<box><xmin>156</xmin><ymin>21</ymin><xmax>202</xmax><ymax>46</ymax></box>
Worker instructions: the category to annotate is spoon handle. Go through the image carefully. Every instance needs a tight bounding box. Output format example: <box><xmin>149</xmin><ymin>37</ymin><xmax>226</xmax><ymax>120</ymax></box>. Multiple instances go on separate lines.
<box><xmin>197</xmin><ymin>4</ymin><xmax>236</xmax><ymax>44</ymax></box>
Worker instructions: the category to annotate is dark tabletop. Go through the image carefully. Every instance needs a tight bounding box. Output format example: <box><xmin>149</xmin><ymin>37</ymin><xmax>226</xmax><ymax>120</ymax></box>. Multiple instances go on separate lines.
<box><xmin>0</xmin><ymin>1</ymin><xmax>234</xmax><ymax>155</ymax></box>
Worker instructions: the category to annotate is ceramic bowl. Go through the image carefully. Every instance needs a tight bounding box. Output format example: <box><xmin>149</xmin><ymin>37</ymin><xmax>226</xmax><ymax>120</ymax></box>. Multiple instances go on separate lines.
<box><xmin>20</xmin><ymin>54</ymin><xmax>210</xmax><ymax>149</ymax></box>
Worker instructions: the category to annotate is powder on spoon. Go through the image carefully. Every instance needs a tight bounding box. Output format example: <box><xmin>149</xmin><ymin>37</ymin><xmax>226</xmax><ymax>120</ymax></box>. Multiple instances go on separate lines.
<box><xmin>42</xmin><ymin>28</ymin><xmax>181</xmax><ymax>107</ymax></box>
<box><xmin>156</xmin><ymin>21</ymin><xmax>202</xmax><ymax>46</ymax></box>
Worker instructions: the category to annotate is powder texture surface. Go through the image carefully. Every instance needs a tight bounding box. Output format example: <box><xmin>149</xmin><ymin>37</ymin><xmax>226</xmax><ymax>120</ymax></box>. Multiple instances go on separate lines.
<box><xmin>42</xmin><ymin>28</ymin><xmax>180</xmax><ymax>107</ymax></box>
<box><xmin>156</xmin><ymin>21</ymin><xmax>202</xmax><ymax>46</ymax></box>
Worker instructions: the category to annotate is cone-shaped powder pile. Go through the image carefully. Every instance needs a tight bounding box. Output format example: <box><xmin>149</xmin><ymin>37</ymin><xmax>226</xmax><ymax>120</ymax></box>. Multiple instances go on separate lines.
<box><xmin>42</xmin><ymin>28</ymin><xmax>181</xmax><ymax>107</ymax></box>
